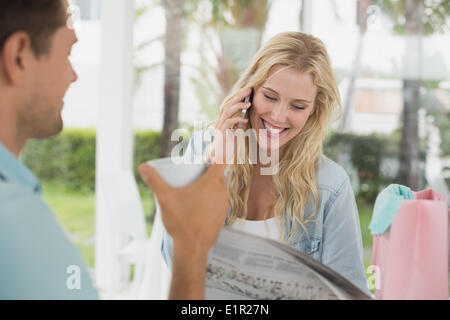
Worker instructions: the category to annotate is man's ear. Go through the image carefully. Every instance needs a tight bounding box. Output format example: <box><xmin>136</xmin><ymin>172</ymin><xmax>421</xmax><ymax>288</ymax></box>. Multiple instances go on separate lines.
<box><xmin>1</xmin><ymin>32</ymin><xmax>34</xmax><ymax>86</ymax></box>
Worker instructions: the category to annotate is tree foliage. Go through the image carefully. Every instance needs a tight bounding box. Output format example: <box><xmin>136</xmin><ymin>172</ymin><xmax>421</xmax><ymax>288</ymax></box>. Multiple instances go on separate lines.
<box><xmin>373</xmin><ymin>0</ymin><xmax>450</xmax><ymax>34</ymax></box>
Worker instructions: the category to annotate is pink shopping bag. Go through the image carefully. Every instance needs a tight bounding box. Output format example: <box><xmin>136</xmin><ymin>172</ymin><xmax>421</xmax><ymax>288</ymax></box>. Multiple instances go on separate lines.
<box><xmin>371</xmin><ymin>189</ymin><xmax>449</xmax><ymax>300</ymax></box>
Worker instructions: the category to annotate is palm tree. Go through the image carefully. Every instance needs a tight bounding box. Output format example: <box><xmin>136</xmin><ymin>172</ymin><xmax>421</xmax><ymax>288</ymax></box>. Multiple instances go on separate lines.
<box><xmin>160</xmin><ymin>0</ymin><xmax>186</xmax><ymax>157</ymax></box>
<box><xmin>159</xmin><ymin>0</ymin><xmax>270</xmax><ymax>153</ymax></box>
<box><xmin>338</xmin><ymin>0</ymin><xmax>372</xmax><ymax>133</ymax></box>
<box><xmin>398</xmin><ymin>0</ymin><xmax>424</xmax><ymax>190</ymax></box>
<box><xmin>188</xmin><ymin>0</ymin><xmax>271</xmax><ymax>120</ymax></box>
<box><xmin>374</xmin><ymin>0</ymin><xmax>449</xmax><ymax>189</ymax></box>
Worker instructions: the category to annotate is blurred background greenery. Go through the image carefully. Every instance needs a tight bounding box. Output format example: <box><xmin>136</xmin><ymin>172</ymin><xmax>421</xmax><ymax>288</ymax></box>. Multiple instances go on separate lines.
<box><xmin>21</xmin><ymin>128</ymin><xmax>415</xmax><ymax>268</ymax></box>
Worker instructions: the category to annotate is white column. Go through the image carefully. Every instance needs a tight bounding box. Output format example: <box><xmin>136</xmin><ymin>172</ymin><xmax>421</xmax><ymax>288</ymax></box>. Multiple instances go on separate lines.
<box><xmin>301</xmin><ymin>0</ymin><xmax>313</xmax><ymax>34</ymax></box>
<box><xmin>95</xmin><ymin>0</ymin><xmax>134</xmax><ymax>295</ymax></box>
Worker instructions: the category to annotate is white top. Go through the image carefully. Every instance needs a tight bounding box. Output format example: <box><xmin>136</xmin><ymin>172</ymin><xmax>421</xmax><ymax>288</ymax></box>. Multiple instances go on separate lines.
<box><xmin>231</xmin><ymin>217</ymin><xmax>282</xmax><ymax>242</ymax></box>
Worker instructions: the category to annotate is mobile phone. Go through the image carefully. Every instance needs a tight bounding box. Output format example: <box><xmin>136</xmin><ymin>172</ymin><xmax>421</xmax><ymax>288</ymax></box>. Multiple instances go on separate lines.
<box><xmin>238</xmin><ymin>88</ymin><xmax>254</xmax><ymax>129</ymax></box>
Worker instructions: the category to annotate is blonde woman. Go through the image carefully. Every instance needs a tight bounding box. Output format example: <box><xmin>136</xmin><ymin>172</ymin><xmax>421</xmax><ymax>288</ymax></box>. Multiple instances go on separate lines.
<box><xmin>161</xmin><ymin>32</ymin><xmax>370</xmax><ymax>295</ymax></box>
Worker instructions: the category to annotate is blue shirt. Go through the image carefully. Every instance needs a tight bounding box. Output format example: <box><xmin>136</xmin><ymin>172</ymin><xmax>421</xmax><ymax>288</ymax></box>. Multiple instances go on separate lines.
<box><xmin>0</xmin><ymin>142</ymin><xmax>98</xmax><ymax>299</ymax></box>
<box><xmin>161</xmin><ymin>129</ymin><xmax>371</xmax><ymax>296</ymax></box>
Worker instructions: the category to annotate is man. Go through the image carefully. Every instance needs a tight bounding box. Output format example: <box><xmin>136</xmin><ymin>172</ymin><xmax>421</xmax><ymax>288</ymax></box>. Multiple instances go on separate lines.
<box><xmin>0</xmin><ymin>0</ymin><xmax>229</xmax><ymax>299</ymax></box>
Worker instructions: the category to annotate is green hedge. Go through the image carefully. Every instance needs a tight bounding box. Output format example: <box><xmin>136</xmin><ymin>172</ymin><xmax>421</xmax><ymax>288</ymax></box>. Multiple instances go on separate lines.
<box><xmin>324</xmin><ymin>131</ymin><xmax>428</xmax><ymax>203</ymax></box>
<box><xmin>22</xmin><ymin>129</ymin><xmax>163</xmax><ymax>193</ymax></box>
<box><xmin>22</xmin><ymin>129</ymin><xmax>426</xmax><ymax>203</ymax></box>
<box><xmin>428</xmin><ymin>110</ymin><xmax>450</xmax><ymax>189</ymax></box>
<box><xmin>435</xmin><ymin>111</ymin><xmax>450</xmax><ymax>157</ymax></box>
<box><xmin>324</xmin><ymin>132</ymin><xmax>399</xmax><ymax>203</ymax></box>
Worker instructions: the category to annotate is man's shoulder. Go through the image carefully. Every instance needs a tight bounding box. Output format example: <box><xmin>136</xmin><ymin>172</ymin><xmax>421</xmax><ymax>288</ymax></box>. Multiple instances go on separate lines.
<box><xmin>0</xmin><ymin>179</ymin><xmax>29</xmax><ymax>198</ymax></box>
<box><xmin>0</xmin><ymin>179</ymin><xmax>55</xmax><ymax>230</ymax></box>
<box><xmin>0</xmin><ymin>180</ymin><xmax>99</xmax><ymax>299</ymax></box>
<box><xmin>0</xmin><ymin>179</ymin><xmax>39</xmax><ymax>203</ymax></box>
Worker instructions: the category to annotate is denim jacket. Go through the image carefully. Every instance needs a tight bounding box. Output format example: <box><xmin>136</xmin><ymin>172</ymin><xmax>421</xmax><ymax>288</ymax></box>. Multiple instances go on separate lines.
<box><xmin>161</xmin><ymin>129</ymin><xmax>370</xmax><ymax>296</ymax></box>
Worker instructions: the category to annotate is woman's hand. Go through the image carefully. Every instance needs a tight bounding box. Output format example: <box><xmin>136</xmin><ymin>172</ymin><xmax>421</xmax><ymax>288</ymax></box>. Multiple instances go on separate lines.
<box><xmin>209</xmin><ymin>88</ymin><xmax>252</xmax><ymax>164</ymax></box>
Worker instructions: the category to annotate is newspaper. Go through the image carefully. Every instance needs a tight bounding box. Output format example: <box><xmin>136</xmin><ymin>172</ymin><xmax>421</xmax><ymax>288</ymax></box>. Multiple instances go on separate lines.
<box><xmin>205</xmin><ymin>227</ymin><xmax>372</xmax><ymax>300</ymax></box>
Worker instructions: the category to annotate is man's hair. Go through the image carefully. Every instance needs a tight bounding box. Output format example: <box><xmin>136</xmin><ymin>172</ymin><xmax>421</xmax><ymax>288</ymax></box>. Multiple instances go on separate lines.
<box><xmin>0</xmin><ymin>0</ymin><xmax>66</xmax><ymax>57</ymax></box>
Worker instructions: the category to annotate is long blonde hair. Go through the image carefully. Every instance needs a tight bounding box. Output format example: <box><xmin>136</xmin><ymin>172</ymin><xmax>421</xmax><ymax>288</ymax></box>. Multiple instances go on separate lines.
<box><xmin>219</xmin><ymin>32</ymin><xmax>342</xmax><ymax>242</ymax></box>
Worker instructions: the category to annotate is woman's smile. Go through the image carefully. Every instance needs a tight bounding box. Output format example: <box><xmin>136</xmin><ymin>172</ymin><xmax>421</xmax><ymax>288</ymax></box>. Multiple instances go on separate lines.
<box><xmin>260</xmin><ymin>118</ymin><xmax>289</xmax><ymax>137</ymax></box>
